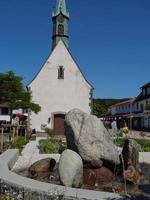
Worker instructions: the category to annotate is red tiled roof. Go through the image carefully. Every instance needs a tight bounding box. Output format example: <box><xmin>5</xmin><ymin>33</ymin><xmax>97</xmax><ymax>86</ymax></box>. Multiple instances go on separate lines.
<box><xmin>111</xmin><ymin>98</ymin><xmax>135</xmax><ymax>108</ymax></box>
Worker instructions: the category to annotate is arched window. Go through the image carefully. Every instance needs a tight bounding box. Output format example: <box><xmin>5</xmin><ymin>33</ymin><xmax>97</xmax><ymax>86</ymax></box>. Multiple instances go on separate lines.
<box><xmin>58</xmin><ymin>66</ymin><xmax>64</xmax><ymax>79</ymax></box>
<box><xmin>58</xmin><ymin>24</ymin><xmax>64</xmax><ymax>35</ymax></box>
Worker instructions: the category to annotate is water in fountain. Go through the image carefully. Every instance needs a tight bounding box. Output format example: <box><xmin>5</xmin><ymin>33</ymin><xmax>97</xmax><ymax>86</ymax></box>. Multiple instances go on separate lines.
<box><xmin>120</xmin><ymin>153</ymin><xmax>127</xmax><ymax>195</ymax></box>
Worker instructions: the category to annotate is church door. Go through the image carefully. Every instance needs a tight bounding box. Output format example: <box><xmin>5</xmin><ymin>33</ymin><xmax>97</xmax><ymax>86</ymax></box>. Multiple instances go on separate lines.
<box><xmin>54</xmin><ymin>114</ymin><xmax>65</xmax><ymax>135</ymax></box>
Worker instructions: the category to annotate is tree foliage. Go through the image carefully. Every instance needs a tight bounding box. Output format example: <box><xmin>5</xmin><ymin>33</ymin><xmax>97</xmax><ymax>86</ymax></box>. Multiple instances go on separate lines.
<box><xmin>92</xmin><ymin>98</ymin><xmax>130</xmax><ymax>117</ymax></box>
<box><xmin>0</xmin><ymin>71</ymin><xmax>41</xmax><ymax>115</ymax></box>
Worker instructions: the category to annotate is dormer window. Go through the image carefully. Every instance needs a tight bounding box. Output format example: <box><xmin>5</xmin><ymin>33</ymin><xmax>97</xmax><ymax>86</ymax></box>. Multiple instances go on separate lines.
<box><xmin>58</xmin><ymin>66</ymin><xmax>64</xmax><ymax>79</ymax></box>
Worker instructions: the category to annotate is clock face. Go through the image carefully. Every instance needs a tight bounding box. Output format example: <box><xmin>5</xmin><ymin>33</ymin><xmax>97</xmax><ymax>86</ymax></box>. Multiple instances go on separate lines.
<box><xmin>58</xmin><ymin>15</ymin><xmax>64</xmax><ymax>23</ymax></box>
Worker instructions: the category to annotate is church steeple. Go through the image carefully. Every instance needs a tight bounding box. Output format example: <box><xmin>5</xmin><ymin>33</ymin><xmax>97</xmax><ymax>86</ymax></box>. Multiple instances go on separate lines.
<box><xmin>52</xmin><ymin>0</ymin><xmax>69</xmax><ymax>50</ymax></box>
<box><xmin>53</xmin><ymin>0</ymin><xmax>69</xmax><ymax>18</ymax></box>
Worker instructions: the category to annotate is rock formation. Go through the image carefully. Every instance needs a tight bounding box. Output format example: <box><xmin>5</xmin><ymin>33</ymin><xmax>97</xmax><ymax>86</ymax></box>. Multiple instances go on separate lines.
<box><xmin>59</xmin><ymin>149</ymin><xmax>83</xmax><ymax>187</ymax></box>
<box><xmin>121</xmin><ymin>139</ymin><xmax>142</xmax><ymax>184</ymax></box>
<box><xmin>65</xmin><ymin>108</ymin><xmax>120</xmax><ymax>168</ymax></box>
<box><xmin>28</xmin><ymin>158</ymin><xmax>56</xmax><ymax>181</ymax></box>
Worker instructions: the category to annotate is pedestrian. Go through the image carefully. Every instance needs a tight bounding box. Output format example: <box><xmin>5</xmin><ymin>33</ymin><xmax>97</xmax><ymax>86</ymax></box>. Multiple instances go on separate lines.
<box><xmin>111</xmin><ymin>120</ymin><xmax>117</xmax><ymax>137</ymax></box>
<box><xmin>123</xmin><ymin>123</ymin><xmax>129</xmax><ymax>137</ymax></box>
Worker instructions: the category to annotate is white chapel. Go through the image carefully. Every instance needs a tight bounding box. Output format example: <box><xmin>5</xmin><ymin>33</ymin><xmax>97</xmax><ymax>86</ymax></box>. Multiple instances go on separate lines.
<box><xmin>28</xmin><ymin>0</ymin><xmax>93</xmax><ymax>134</ymax></box>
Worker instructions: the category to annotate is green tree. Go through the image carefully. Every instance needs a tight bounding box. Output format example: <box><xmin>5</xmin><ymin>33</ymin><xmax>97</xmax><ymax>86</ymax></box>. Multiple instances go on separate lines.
<box><xmin>92</xmin><ymin>100</ymin><xmax>107</xmax><ymax>117</ymax></box>
<box><xmin>92</xmin><ymin>98</ymin><xmax>130</xmax><ymax>117</ymax></box>
<box><xmin>0</xmin><ymin>71</ymin><xmax>41</xmax><ymax>122</ymax></box>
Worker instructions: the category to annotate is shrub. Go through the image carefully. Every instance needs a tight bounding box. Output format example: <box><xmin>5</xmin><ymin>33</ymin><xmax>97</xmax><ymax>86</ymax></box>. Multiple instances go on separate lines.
<box><xmin>11</xmin><ymin>136</ymin><xmax>27</xmax><ymax>153</ymax></box>
<box><xmin>39</xmin><ymin>139</ymin><xmax>66</xmax><ymax>154</ymax></box>
<box><xmin>0</xmin><ymin>194</ymin><xmax>15</xmax><ymax>200</ymax></box>
<box><xmin>114</xmin><ymin>138</ymin><xmax>150</xmax><ymax>152</ymax></box>
<box><xmin>135</xmin><ymin>138</ymin><xmax>150</xmax><ymax>152</ymax></box>
<box><xmin>114</xmin><ymin>138</ymin><xmax>126</xmax><ymax>147</ymax></box>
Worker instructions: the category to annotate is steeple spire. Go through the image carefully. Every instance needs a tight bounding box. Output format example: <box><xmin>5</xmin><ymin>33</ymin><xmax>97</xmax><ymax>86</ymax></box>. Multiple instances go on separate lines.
<box><xmin>53</xmin><ymin>0</ymin><xmax>69</xmax><ymax>18</ymax></box>
<box><xmin>52</xmin><ymin>0</ymin><xmax>69</xmax><ymax>50</ymax></box>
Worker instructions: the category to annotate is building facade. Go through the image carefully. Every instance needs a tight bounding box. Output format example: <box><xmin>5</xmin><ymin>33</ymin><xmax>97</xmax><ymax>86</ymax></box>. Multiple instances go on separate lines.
<box><xmin>111</xmin><ymin>99</ymin><xmax>135</xmax><ymax>116</ymax></box>
<box><xmin>110</xmin><ymin>82</ymin><xmax>150</xmax><ymax>130</ymax></box>
<box><xmin>134</xmin><ymin>82</ymin><xmax>150</xmax><ymax>130</ymax></box>
<box><xmin>28</xmin><ymin>0</ymin><xmax>93</xmax><ymax>134</ymax></box>
<box><xmin>0</xmin><ymin>104</ymin><xmax>10</xmax><ymax>123</ymax></box>
<box><xmin>0</xmin><ymin>104</ymin><xmax>27</xmax><ymax>125</ymax></box>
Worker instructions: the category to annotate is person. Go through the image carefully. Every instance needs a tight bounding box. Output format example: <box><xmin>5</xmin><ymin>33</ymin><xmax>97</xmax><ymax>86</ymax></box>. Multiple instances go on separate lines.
<box><xmin>12</xmin><ymin>115</ymin><xmax>19</xmax><ymax>126</ymax></box>
<box><xmin>123</xmin><ymin>123</ymin><xmax>129</xmax><ymax>137</ymax></box>
<box><xmin>111</xmin><ymin>120</ymin><xmax>117</xmax><ymax>137</ymax></box>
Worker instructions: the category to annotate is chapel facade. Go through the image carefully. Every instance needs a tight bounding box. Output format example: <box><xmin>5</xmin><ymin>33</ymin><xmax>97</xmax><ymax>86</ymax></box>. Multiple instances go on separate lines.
<box><xmin>28</xmin><ymin>0</ymin><xmax>93</xmax><ymax>134</ymax></box>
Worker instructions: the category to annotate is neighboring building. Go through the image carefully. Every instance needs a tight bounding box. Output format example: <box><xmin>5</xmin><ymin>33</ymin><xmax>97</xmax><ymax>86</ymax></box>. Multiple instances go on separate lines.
<box><xmin>134</xmin><ymin>82</ymin><xmax>150</xmax><ymax>130</ymax></box>
<box><xmin>110</xmin><ymin>82</ymin><xmax>150</xmax><ymax>130</ymax></box>
<box><xmin>110</xmin><ymin>98</ymin><xmax>135</xmax><ymax>129</ymax></box>
<box><xmin>0</xmin><ymin>104</ymin><xmax>10</xmax><ymax>123</ymax></box>
<box><xmin>28</xmin><ymin>0</ymin><xmax>93</xmax><ymax>134</ymax></box>
<box><xmin>0</xmin><ymin>104</ymin><xmax>27</xmax><ymax>125</ymax></box>
<box><xmin>111</xmin><ymin>99</ymin><xmax>135</xmax><ymax>116</ymax></box>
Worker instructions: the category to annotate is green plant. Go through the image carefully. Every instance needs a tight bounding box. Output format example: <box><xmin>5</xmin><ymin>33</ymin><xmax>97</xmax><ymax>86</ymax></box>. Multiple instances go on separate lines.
<box><xmin>4</xmin><ymin>197</ymin><xmax>15</xmax><ymax>200</ymax></box>
<box><xmin>114</xmin><ymin>138</ymin><xmax>126</xmax><ymax>147</ymax></box>
<box><xmin>135</xmin><ymin>138</ymin><xmax>150</xmax><ymax>152</ymax></box>
<box><xmin>0</xmin><ymin>71</ymin><xmax>41</xmax><ymax>123</ymax></box>
<box><xmin>114</xmin><ymin>138</ymin><xmax>150</xmax><ymax>152</ymax></box>
<box><xmin>11</xmin><ymin>136</ymin><xmax>27</xmax><ymax>153</ymax></box>
<box><xmin>39</xmin><ymin>139</ymin><xmax>66</xmax><ymax>154</ymax></box>
<box><xmin>0</xmin><ymin>195</ymin><xmax>15</xmax><ymax>200</ymax></box>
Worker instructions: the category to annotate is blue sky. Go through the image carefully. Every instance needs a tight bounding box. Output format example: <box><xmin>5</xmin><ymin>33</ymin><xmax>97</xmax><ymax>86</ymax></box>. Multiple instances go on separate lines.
<box><xmin>0</xmin><ymin>0</ymin><xmax>150</xmax><ymax>98</ymax></box>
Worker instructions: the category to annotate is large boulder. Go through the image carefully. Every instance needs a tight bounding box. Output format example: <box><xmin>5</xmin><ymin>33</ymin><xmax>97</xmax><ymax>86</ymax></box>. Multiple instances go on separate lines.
<box><xmin>28</xmin><ymin>158</ymin><xmax>56</xmax><ymax>181</ymax></box>
<box><xmin>59</xmin><ymin>149</ymin><xmax>83</xmax><ymax>188</ymax></box>
<box><xmin>122</xmin><ymin>139</ymin><xmax>143</xmax><ymax>184</ymax></box>
<box><xmin>65</xmin><ymin>109</ymin><xmax>120</xmax><ymax>168</ymax></box>
<box><xmin>122</xmin><ymin>139</ymin><xmax>140</xmax><ymax>170</ymax></box>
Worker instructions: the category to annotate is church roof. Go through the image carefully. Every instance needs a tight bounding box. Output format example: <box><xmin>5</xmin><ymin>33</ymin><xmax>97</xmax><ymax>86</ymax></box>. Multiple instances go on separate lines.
<box><xmin>27</xmin><ymin>40</ymin><xmax>94</xmax><ymax>90</ymax></box>
<box><xmin>63</xmin><ymin>41</ymin><xmax>94</xmax><ymax>90</ymax></box>
<box><xmin>52</xmin><ymin>0</ymin><xmax>69</xmax><ymax>18</ymax></box>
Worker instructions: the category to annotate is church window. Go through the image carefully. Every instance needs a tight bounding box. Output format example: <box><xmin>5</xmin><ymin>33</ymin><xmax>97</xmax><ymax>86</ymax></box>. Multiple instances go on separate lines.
<box><xmin>58</xmin><ymin>66</ymin><xmax>64</xmax><ymax>79</ymax></box>
<box><xmin>58</xmin><ymin>24</ymin><xmax>64</xmax><ymax>35</ymax></box>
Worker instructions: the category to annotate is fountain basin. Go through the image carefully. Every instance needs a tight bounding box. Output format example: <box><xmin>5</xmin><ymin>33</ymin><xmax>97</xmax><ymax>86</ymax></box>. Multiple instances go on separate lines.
<box><xmin>0</xmin><ymin>149</ymin><xmax>121</xmax><ymax>200</ymax></box>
